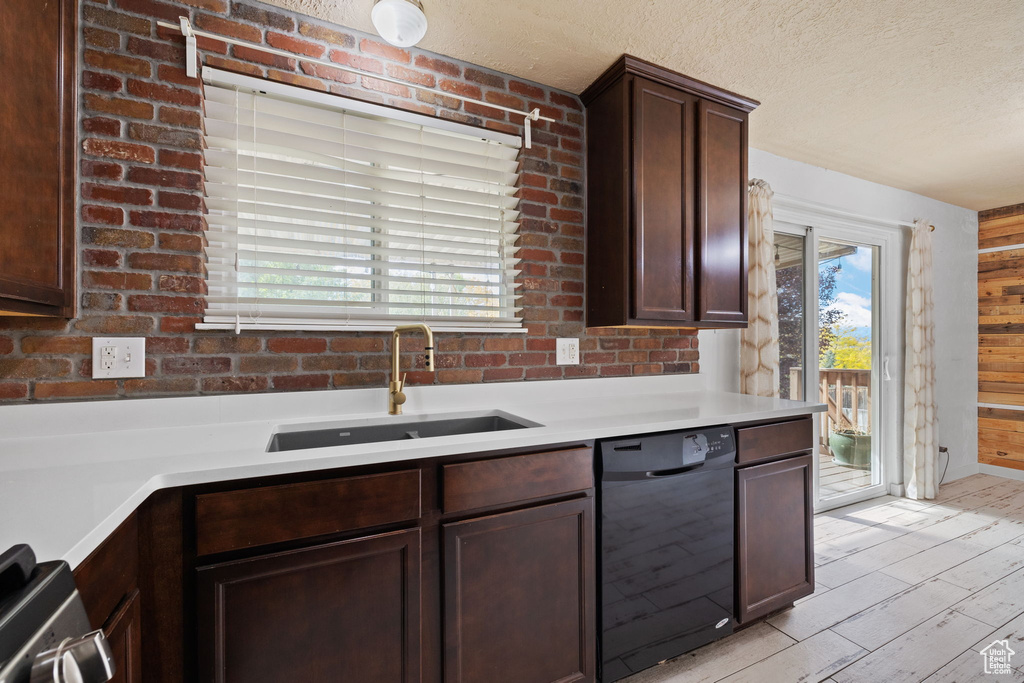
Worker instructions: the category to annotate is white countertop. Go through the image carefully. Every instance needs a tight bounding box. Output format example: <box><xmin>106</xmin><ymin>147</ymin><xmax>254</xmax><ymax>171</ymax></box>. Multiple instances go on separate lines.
<box><xmin>0</xmin><ymin>374</ymin><xmax>823</xmax><ymax>568</ymax></box>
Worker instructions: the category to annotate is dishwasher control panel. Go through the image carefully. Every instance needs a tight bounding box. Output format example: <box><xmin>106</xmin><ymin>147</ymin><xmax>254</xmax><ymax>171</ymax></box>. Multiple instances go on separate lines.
<box><xmin>600</xmin><ymin>426</ymin><xmax>736</xmax><ymax>473</ymax></box>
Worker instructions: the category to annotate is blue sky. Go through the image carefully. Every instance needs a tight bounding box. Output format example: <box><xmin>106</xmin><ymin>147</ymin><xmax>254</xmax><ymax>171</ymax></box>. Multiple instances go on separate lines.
<box><xmin>821</xmin><ymin>246</ymin><xmax>873</xmax><ymax>337</ymax></box>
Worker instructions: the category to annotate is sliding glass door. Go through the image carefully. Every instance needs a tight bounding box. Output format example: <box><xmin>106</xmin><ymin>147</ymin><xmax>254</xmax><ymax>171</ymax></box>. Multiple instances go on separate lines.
<box><xmin>776</xmin><ymin>223</ymin><xmax>894</xmax><ymax>510</ymax></box>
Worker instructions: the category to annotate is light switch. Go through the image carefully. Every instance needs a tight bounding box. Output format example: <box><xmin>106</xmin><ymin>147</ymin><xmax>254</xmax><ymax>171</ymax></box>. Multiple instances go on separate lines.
<box><xmin>92</xmin><ymin>337</ymin><xmax>146</xmax><ymax>379</ymax></box>
<box><xmin>556</xmin><ymin>338</ymin><xmax>580</xmax><ymax>365</ymax></box>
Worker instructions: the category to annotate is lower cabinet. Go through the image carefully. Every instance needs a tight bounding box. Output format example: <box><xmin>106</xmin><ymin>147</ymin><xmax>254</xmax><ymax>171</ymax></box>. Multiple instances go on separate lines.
<box><xmin>104</xmin><ymin>589</ymin><xmax>142</xmax><ymax>683</ymax></box>
<box><xmin>443</xmin><ymin>498</ymin><xmax>595</xmax><ymax>683</ymax></box>
<box><xmin>735</xmin><ymin>453</ymin><xmax>814</xmax><ymax>623</ymax></box>
<box><xmin>196</xmin><ymin>528</ymin><xmax>422</xmax><ymax>683</ymax></box>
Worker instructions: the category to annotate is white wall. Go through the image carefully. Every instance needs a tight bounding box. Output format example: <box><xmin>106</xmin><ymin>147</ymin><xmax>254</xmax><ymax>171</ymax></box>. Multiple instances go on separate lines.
<box><xmin>701</xmin><ymin>149</ymin><xmax>979</xmax><ymax>482</ymax></box>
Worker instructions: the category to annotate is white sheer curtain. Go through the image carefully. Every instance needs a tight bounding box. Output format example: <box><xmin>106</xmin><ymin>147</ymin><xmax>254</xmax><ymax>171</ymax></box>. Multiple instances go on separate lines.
<box><xmin>904</xmin><ymin>219</ymin><xmax>938</xmax><ymax>499</ymax></box>
<box><xmin>740</xmin><ymin>179</ymin><xmax>779</xmax><ymax>397</ymax></box>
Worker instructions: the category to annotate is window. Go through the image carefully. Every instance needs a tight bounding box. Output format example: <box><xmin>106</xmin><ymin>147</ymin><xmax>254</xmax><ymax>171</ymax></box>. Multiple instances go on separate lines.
<box><xmin>199</xmin><ymin>69</ymin><xmax>523</xmax><ymax>332</ymax></box>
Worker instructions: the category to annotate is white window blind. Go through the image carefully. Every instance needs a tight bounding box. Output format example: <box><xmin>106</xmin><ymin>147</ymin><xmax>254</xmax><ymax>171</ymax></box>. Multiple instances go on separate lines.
<box><xmin>199</xmin><ymin>68</ymin><xmax>524</xmax><ymax>333</ymax></box>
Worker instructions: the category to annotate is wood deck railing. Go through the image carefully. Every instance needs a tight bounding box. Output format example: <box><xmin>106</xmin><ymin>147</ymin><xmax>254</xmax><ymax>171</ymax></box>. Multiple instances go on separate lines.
<box><xmin>788</xmin><ymin>367</ymin><xmax>872</xmax><ymax>452</ymax></box>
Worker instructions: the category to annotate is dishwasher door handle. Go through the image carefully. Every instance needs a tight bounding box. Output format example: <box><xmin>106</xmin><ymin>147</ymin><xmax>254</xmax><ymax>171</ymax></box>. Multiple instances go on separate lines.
<box><xmin>646</xmin><ymin>462</ymin><xmax>705</xmax><ymax>478</ymax></box>
<box><xmin>602</xmin><ymin>461</ymin><xmax>705</xmax><ymax>481</ymax></box>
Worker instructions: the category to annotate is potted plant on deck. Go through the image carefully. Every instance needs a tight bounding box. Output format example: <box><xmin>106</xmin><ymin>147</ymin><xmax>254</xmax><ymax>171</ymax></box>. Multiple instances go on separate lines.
<box><xmin>828</xmin><ymin>416</ymin><xmax>871</xmax><ymax>469</ymax></box>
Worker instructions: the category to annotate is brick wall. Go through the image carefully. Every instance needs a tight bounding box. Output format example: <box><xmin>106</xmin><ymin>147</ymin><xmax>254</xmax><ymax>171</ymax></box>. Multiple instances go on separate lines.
<box><xmin>0</xmin><ymin>0</ymin><xmax>699</xmax><ymax>402</ymax></box>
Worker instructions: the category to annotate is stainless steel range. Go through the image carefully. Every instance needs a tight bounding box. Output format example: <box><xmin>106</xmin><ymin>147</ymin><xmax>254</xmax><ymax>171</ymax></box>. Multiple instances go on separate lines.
<box><xmin>0</xmin><ymin>545</ymin><xmax>115</xmax><ymax>683</ymax></box>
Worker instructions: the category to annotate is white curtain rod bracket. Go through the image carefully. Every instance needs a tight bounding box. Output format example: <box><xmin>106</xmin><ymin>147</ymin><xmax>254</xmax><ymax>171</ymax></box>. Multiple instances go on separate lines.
<box><xmin>179</xmin><ymin>16</ymin><xmax>197</xmax><ymax>78</ymax></box>
<box><xmin>157</xmin><ymin>18</ymin><xmax>557</xmax><ymax>143</ymax></box>
<box><xmin>524</xmin><ymin>108</ymin><xmax>540</xmax><ymax>149</ymax></box>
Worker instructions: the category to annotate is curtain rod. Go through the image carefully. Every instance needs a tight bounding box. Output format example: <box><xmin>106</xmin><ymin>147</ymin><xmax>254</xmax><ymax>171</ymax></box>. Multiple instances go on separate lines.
<box><xmin>157</xmin><ymin>17</ymin><xmax>555</xmax><ymax>148</ymax></box>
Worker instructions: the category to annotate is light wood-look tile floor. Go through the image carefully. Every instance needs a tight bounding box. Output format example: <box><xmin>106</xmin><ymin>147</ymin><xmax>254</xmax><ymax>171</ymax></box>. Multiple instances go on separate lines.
<box><xmin>620</xmin><ymin>473</ymin><xmax>1024</xmax><ymax>683</ymax></box>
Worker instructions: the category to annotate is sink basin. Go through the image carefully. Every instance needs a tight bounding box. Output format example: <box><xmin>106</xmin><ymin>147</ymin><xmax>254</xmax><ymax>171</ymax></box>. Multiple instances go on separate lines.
<box><xmin>268</xmin><ymin>412</ymin><xmax>540</xmax><ymax>452</ymax></box>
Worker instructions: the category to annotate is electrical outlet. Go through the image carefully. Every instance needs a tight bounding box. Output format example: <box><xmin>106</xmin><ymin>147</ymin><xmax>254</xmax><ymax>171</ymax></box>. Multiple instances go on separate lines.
<box><xmin>556</xmin><ymin>338</ymin><xmax>580</xmax><ymax>365</ymax></box>
<box><xmin>92</xmin><ymin>337</ymin><xmax>146</xmax><ymax>379</ymax></box>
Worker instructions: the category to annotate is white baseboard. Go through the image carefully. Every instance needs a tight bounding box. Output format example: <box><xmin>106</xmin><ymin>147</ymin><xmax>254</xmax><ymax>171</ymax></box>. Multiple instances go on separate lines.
<box><xmin>942</xmin><ymin>463</ymin><xmax>981</xmax><ymax>484</ymax></box>
<box><xmin>979</xmin><ymin>464</ymin><xmax>1024</xmax><ymax>482</ymax></box>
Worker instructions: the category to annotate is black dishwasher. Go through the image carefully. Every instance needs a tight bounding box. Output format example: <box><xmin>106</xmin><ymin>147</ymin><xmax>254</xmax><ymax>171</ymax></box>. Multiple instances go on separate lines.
<box><xmin>597</xmin><ymin>427</ymin><xmax>736</xmax><ymax>682</ymax></box>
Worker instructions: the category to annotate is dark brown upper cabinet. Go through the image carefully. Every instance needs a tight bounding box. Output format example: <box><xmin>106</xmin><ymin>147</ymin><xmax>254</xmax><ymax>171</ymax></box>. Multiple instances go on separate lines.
<box><xmin>581</xmin><ymin>55</ymin><xmax>758</xmax><ymax>328</ymax></box>
<box><xmin>0</xmin><ymin>0</ymin><xmax>77</xmax><ymax>317</ymax></box>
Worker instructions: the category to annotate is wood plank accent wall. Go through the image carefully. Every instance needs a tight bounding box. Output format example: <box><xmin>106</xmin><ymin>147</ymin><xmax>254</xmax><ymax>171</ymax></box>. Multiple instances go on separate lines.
<box><xmin>979</xmin><ymin>203</ymin><xmax>1024</xmax><ymax>471</ymax></box>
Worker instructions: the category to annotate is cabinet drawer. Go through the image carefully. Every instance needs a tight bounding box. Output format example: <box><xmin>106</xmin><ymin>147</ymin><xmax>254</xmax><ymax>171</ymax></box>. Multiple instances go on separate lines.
<box><xmin>442</xmin><ymin>447</ymin><xmax>593</xmax><ymax>514</ymax></box>
<box><xmin>736</xmin><ymin>417</ymin><xmax>813</xmax><ymax>465</ymax></box>
<box><xmin>195</xmin><ymin>469</ymin><xmax>421</xmax><ymax>556</ymax></box>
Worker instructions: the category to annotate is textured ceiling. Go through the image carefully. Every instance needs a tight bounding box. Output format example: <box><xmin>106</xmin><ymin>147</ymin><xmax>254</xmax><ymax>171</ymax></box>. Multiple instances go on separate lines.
<box><xmin>266</xmin><ymin>0</ymin><xmax>1024</xmax><ymax>211</ymax></box>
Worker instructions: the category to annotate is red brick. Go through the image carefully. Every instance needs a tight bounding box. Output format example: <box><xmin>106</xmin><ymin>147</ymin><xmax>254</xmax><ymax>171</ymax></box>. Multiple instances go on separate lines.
<box><xmin>465</xmin><ymin>101</ymin><xmax>505</xmax><ymax>120</ymax></box>
<box><xmin>268</xmin><ymin>337</ymin><xmax>328</xmax><ymax>354</ymax></box>
<box><xmin>560</xmin><ymin>252</ymin><xmax>584</xmax><ymax>265</ymax></box>
<box><xmin>127</xmin><ymin>294</ymin><xmax>203</xmax><ymax>314</ymax></box>
<box><xmin>519</xmin><ymin>188</ymin><xmax>559</xmax><ymax>205</ymax></box>
<box><xmin>126</xmin><ymin>36</ymin><xmax>184</xmax><ymax>63</ymax></box>
<box><xmin>128</xmin><ymin>210</ymin><xmax>203</xmax><ymax>232</ymax></box>
<box><xmin>83</xmin><ymin>138</ymin><xmax>155</xmax><ymax>163</ymax></box>
<box><xmin>176</xmin><ymin>0</ymin><xmax>228</xmax><ymax>11</ymax></box>
<box><xmin>158</xmin><ymin>191</ymin><xmax>203</xmax><ymax>211</ymax></box>
<box><xmin>84</xmin><ymin>6</ymin><xmax>151</xmax><ymax>35</ymax></box>
<box><xmin>157</xmin><ymin>64</ymin><xmax>200</xmax><ymax>88</ymax></box>
<box><xmin>194</xmin><ymin>14</ymin><xmax>262</xmax><ymax>42</ymax></box>
<box><xmin>298</xmin><ymin>21</ymin><xmax>354</xmax><ymax>47</ymax></box>
<box><xmin>527</xmin><ymin>102</ymin><xmax>563</xmax><ymax>121</ymax></box>
<box><xmin>303</xmin><ymin>355</ymin><xmax>357</xmax><ymax>372</ymax></box>
<box><xmin>482</xmin><ymin>367</ymin><xmax>523</xmax><ymax>382</ymax></box>
<box><xmin>84</xmin><ymin>227</ymin><xmax>153</xmax><ymax>251</ymax></box>
<box><xmin>509</xmin><ymin>352</ymin><xmax>548</xmax><ymax>366</ymax></box>
<box><xmin>550</xmin><ymin>91</ymin><xmax>582</xmax><ymax>111</ymax></box>
<box><xmin>267</xmin><ymin>32</ymin><xmax>324</xmax><ymax>58</ymax></box>
<box><xmin>465</xmin><ymin>68</ymin><xmax>504</xmax><ymax>88</ymax></box>
<box><xmin>388</xmin><ymin>99</ymin><xmax>434</xmax><ymax>116</ymax></box>
<box><xmin>550</xmin><ymin>208</ymin><xmax>583</xmax><ymax>223</ymax></box>
<box><xmin>128</xmin><ymin>123</ymin><xmax>201</xmax><ymax>150</ymax></box>
<box><xmin>525</xmin><ymin>366</ymin><xmax>561</xmax><ymax>379</ymax></box>
<box><xmin>509</xmin><ymin>80</ymin><xmax>544</xmax><ymax>99</ymax></box>
<box><xmin>300</xmin><ymin>62</ymin><xmax>356</xmax><ymax>84</ymax></box>
<box><xmin>82</xmin><ymin>160</ymin><xmax>124</xmax><ymax>180</ymax></box>
<box><xmin>464</xmin><ymin>353</ymin><xmax>506</xmax><ymax>368</ymax></box>
<box><xmin>485</xmin><ymin>91</ymin><xmax>524</xmax><ymax>110</ymax></box>
<box><xmin>128</xmin><ymin>252</ymin><xmax>203</xmax><ymax>273</ymax></box>
<box><xmin>83</xmin><ymin>117</ymin><xmax>121</xmax><ymax>137</ymax></box>
<box><xmin>82</xmin><ymin>205</ymin><xmax>124</xmax><ymax>226</ymax></box>
<box><xmin>240</xmin><ymin>356</ymin><xmax>298</xmax><ymax>373</ymax></box>
<box><xmin>201</xmin><ymin>376</ymin><xmax>268</xmax><ymax>393</ymax></box>
<box><xmin>204</xmin><ymin>56</ymin><xmax>263</xmax><ymax>77</ymax></box>
<box><xmin>414</xmin><ymin>54</ymin><xmax>460</xmax><ymax>77</ymax></box>
<box><xmin>83</xmin><ymin>249</ymin><xmax>122</xmax><ymax>268</ymax></box>
<box><xmin>159</xmin><ymin>317</ymin><xmax>201</xmax><ymax>333</ymax></box>
<box><xmin>83</xmin><ymin>70</ymin><xmax>122</xmax><ymax>93</ymax></box>
<box><xmin>0</xmin><ymin>383</ymin><xmax>28</xmax><ymax>400</ymax></box>
<box><xmin>267</xmin><ymin>70</ymin><xmax>327</xmax><ymax>92</ymax></box>
<box><xmin>439</xmin><ymin>79</ymin><xmax>481</xmax><ymax>100</ymax></box>
<box><xmin>361</xmin><ymin>76</ymin><xmax>410</xmax><ymax>98</ymax></box>
<box><xmin>0</xmin><ymin>358</ymin><xmax>72</xmax><ymax>379</ymax></box>
<box><xmin>146</xmin><ymin>337</ymin><xmax>191</xmax><ymax>354</ymax></box>
<box><xmin>83</xmin><ymin>183</ymin><xmax>153</xmax><ymax>206</ymax></box>
<box><xmin>230</xmin><ymin>2</ymin><xmax>294</xmax><ymax>30</ymax></box>
<box><xmin>84</xmin><ymin>94</ymin><xmax>154</xmax><ymax>120</ymax></box>
<box><xmin>359</xmin><ymin>38</ymin><xmax>410</xmax><ymax>63</ymax></box>
<box><xmin>83</xmin><ymin>270</ymin><xmax>153</xmax><ymax>290</ymax></box>
<box><xmin>127</xmin><ymin>79</ymin><xmax>201</xmax><ymax>107</ymax></box>
<box><xmin>158</xmin><ymin>106</ymin><xmax>202</xmax><ymax>128</ymax></box>
<box><xmin>124</xmin><ymin>377</ymin><xmax>197</xmax><ymax>394</ymax></box>
<box><xmin>0</xmin><ymin>337</ymin><xmax>12</xmax><ymax>355</ymax></box>
<box><xmin>483</xmin><ymin>338</ymin><xmax>524</xmax><ymax>352</ymax></box>
<box><xmin>158</xmin><ymin>272</ymin><xmax>206</xmax><ymax>293</ymax></box>
<box><xmin>84</xmin><ymin>49</ymin><xmax>150</xmax><ymax>77</ymax></box>
<box><xmin>550</xmin><ymin>122</ymin><xmax>581</xmax><ymax>138</ymax></box>
<box><xmin>35</xmin><ymin>381</ymin><xmax>119</xmax><ymax>399</ymax></box>
<box><xmin>386</xmin><ymin>64</ymin><xmax>435</xmax><ymax>87</ymax></box>
<box><xmin>126</xmin><ymin>167</ymin><xmax>202</xmax><ymax>190</ymax></box>
<box><xmin>330</xmin><ymin>337</ymin><xmax>384</xmax><ymax>353</ymax></box>
<box><xmin>163</xmin><ymin>356</ymin><xmax>232</xmax><ymax>374</ymax></box>
<box><xmin>233</xmin><ymin>44</ymin><xmax>296</xmax><ymax>70</ymax></box>
<box><xmin>272</xmin><ymin>374</ymin><xmax>329</xmax><ymax>391</ymax></box>
<box><xmin>158</xmin><ymin>234</ymin><xmax>205</xmax><ymax>254</ymax></box>
<box><xmin>113</xmin><ymin>0</ymin><xmax>184</xmax><ymax>23</ymax></box>
<box><xmin>415</xmin><ymin>90</ymin><xmax>461</xmax><ymax>110</ymax></box>
<box><xmin>437</xmin><ymin>369</ymin><xmax>482</xmax><ymax>384</ymax></box>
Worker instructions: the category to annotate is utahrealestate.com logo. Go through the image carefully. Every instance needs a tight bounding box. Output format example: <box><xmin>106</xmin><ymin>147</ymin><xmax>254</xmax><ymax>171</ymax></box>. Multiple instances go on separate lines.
<box><xmin>980</xmin><ymin>639</ymin><xmax>1016</xmax><ymax>675</ymax></box>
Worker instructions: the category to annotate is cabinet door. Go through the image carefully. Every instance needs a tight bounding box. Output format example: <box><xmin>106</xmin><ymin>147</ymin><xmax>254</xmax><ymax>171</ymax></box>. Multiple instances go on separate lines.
<box><xmin>697</xmin><ymin>100</ymin><xmax>748</xmax><ymax>324</ymax></box>
<box><xmin>197</xmin><ymin>528</ymin><xmax>421</xmax><ymax>683</ymax></box>
<box><xmin>443</xmin><ymin>498</ymin><xmax>595</xmax><ymax>683</ymax></box>
<box><xmin>0</xmin><ymin>0</ymin><xmax>76</xmax><ymax>316</ymax></box>
<box><xmin>631</xmin><ymin>77</ymin><xmax>697</xmax><ymax>323</ymax></box>
<box><xmin>736</xmin><ymin>454</ymin><xmax>814</xmax><ymax>623</ymax></box>
<box><xmin>104</xmin><ymin>590</ymin><xmax>142</xmax><ymax>683</ymax></box>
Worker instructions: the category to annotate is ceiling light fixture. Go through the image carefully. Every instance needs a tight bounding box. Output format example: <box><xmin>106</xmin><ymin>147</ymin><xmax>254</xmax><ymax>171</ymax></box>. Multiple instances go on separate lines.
<box><xmin>371</xmin><ymin>0</ymin><xmax>428</xmax><ymax>48</ymax></box>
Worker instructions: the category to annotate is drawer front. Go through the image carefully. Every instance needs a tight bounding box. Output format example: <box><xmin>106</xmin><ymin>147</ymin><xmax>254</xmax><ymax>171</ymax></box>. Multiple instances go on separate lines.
<box><xmin>442</xmin><ymin>447</ymin><xmax>593</xmax><ymax>514</ymax></box>
<box><xmin>736</xmin><ymin>417</ymin><xmax>813</xmax><ymax>465</ymax></box>
<box><xmin>195</xmin><ymin>469</ymin><xmax>421</xmax><ymax>556</ymax></box>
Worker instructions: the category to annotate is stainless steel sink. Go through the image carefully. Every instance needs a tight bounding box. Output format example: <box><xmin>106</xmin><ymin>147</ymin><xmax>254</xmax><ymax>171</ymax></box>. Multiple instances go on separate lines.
<box><xmin>268</xmin><ymin>412</ymin><xmax>540</xmax><ymax>452</ymax></box>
